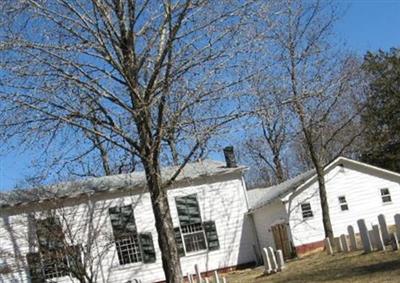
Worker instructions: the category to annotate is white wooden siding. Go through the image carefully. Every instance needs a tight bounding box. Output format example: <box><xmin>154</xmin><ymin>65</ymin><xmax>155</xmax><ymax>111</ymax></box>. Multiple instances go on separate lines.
<box><xmin>252</xmin><ymin>201</ymin><xmax>288</xmax><ymax>250</ymax></box>
<box><xmin>0</xmin><ymin>172</ymin><xmax>254</xmax><ymax>283</ymax></box>
<box><xmin>286</xmin><ymin>164</ymin><xmax>400</xmax><ymax>247</ymax></box>
<box><xmin>285</xmin><ymin>179</ymin><xmax>325</xmax><ymax>247</ymax></box>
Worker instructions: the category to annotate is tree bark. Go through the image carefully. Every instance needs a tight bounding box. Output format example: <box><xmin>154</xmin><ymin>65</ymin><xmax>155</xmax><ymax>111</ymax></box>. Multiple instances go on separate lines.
<box><xmin>315</xmin><ymin>166</ymin><xmax>333</xmax><ymax>240</ymax></box>
<box><xmin>272</xmin><ymin>151</ymin><xmax>285</xmax><ymax>184</ymax></box>
<box><xmin>143</xmin><ymin>160</ymin><xmax>183</xmax><ymax>283</ymax></box>
<box><xmin>308</xmin><ymin>145</ymin><xmax>334</xmax><ymax>242</ymax></box>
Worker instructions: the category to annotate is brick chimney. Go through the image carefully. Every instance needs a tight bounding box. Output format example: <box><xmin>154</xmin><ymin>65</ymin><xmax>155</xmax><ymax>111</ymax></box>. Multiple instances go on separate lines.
<box><xmin>223</xmin><ymin>146</ymin><xmax>237</xmax><ymax>168</ymax></box>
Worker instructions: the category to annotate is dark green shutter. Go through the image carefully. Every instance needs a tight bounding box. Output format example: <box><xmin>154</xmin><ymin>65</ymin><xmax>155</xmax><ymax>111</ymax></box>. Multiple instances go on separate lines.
<box><xmin>176</xmin><ymin>194</ymin><xmax>202</xmax><ymax>226</ymax></box>
<box><xmin>36</xmin><ymin>217</ymin><xmax>64</xmax><ymax>251</ymax></box>
<box><xmin>26</xmin><ymin>252</ymin><xmax>44</xmax><ymax>283</ymax></box>
<box><xmin>203</xmin><ymin>221</ymin><xmax>219</xmax><ymax>251</ymax></box>
<box><xmin>174</xmin><ymin>227</ymin><xmax>185</xmax><ymax>256</ymax></box>
<box><xmin>109</xmin><ymin>205</ymin><xmax>137</xmax><ymax>238</ymax></box>
<box><xmin>139</xmin><ymin>233</ymin><xmax>156</xmax><ymax>263</ymax></box>
<box><xmin>67</xmin><ymin>245</ymin><xmax>82</xmax><ymax>275</ymax></box>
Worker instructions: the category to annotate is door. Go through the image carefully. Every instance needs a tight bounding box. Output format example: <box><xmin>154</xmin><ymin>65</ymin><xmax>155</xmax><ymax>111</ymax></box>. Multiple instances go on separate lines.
<box><xmin>271</xmin><ymin>223</ymin><xmax>294</xmax><ymax>259</ymax></box>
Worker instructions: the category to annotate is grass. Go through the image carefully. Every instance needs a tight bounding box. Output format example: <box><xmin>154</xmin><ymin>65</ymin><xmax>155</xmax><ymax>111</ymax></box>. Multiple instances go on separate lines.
<box><xmin>224</xmin><ymin>250</ymin><xmax>400</xmax><ymax>283</ymax></box>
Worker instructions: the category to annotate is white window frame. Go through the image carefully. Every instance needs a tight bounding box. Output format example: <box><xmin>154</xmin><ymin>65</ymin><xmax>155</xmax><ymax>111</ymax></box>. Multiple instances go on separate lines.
<box><xmin>115</xmin><ymin>234</ymin><xmax>142</xmax><ymax>265</ymax></box>
<box><xmin>380</xmin><ymin>188</ymin><xmax>392</xmax><ymax>204</ymax></box>
<box><xmin>301</xmin><ymin>202</ymin><xmax>314</xmax><ymax>220</ymax></box>
<box><xmin>109</xmin><ymin>205</ymin><xmax>143</xmax><ymax>266</ymax></box>
<box><xmin>180</xmin><ymin>223</ymin><xmax>208</xmax><ymax>254</ymax></box>
<box><xmin>338</xmin><ymin>196</ymin><xmax>349</xmax><ymax>211</ymax></box>
<box><xmin>177</xmin><ymin>194</ymin><xmax>208</xmax><ymax>254</ymax></box>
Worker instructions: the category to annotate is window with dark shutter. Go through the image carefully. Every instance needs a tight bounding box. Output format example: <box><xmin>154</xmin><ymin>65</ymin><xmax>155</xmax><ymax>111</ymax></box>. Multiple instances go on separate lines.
<box><xmin>109</xmin><ymin>205</ymin><xmax>156</xmax><ymax>265</ymax></box>
<box><xmin>139</xmin><ymin>233</ymin><xmax>156</xmax><ymax>263</ymax></box>
<box><xmin>175</xmin><ymin>194</ymin><xmax>219</xmax><ymax>254</ymax></box>
<box><xmin>66</xmin><ymin>245</ymin><xmax>82</xmax><ymax>273</ymax></box>
<box><xmin>203</xmin><ymin>221</ymin><xmax>219</xmax><ymax>251</ymax></box>
<box><xmin>109</xmin><ymin>205</ymin><xmax>142</xmax><ymax>265</ymax></box>
<box><xmin>26</xmin><ymin>252</ymin><xmax>44</xmax><ymax>283</ymax></box>
<box><xmin>34</xmin><ymin>217</ymin><xmax>71</xmax><ymax>279</ymax></box>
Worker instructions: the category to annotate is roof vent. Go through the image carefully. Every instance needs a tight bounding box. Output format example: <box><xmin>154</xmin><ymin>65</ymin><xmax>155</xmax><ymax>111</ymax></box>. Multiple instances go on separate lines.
<box><xmin>223</xmin><ymin>146</ymin><xmax>237</xmax><ymax>168</ymax></box>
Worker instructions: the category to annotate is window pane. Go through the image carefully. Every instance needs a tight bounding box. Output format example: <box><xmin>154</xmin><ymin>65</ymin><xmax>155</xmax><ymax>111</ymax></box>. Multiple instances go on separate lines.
<box><xmin>301</xmin><ymin>203</ymin><xmax>313</xmax><ymax>219</ymax></box>
<box><xmin>381</xmin><ymin>188</ymin><xmax>389</xmax><ymax>196</ymax></box>
<box><xmin>183</xmin><ymin>232</ymin><xmax>207</xmax><ymax>253</ymax></box>
<box><xmin>380</xmin><ymin>188</ymin><xmax>392</xmax><ymax>203</ymax></box>
<box><xmin>115</xmin><ymin>235</ymin><xmax>142</xmax><ymax>265</ymax></box>
<box><xmin>338</xmin><ymin>196</ymin><xmax>346</xmax><ymax>203</ymax></box>
<box><xmin>340</xmin><ymin>204</ymin><xmax>349</xmax><ymax>211</ymax></box>
<box><xmin>42</xmin><ymin>251</ymin><xmax>68</xmax><ymax>279</ymax></box>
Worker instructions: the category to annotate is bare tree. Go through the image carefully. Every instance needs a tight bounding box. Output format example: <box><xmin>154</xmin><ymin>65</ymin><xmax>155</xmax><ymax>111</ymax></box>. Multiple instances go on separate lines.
<box><xmin>0</xmin><ymin>1</ymin><xmax>256</xmax><ymax>281</ymax></box>
<box><xmin>242</xmin><ymin>74</ymin><xmax>293</xmax><ymax>186</ymax></box>
<box><xmin>254</xmin><ymin>0</ymin><xmax>365</xmax><ymax>241</ymax></box>
<box><xmin>0</xmin><ymin>190</ymin><xmax>121</xmax><ymax>283</ymax></box>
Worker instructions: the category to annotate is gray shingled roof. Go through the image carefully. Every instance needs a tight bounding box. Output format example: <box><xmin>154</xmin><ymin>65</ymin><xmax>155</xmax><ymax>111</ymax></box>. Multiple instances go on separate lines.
<box><xmin>0</xmin><ymin>160</ymin><xmax>245</xmax><ymax>208</ymax></box>
<box><xmin>247</xmin><ymin>169</ymin><xmax>315</xmax><ymax>211</ymax></box>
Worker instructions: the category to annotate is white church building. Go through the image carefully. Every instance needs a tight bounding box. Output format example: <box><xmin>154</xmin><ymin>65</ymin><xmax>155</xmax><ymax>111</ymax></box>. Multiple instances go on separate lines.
<box><xmin>1</xmin><ymin>151</ymin><xmax>399</xmax><ymax>282</ymax></box>
<box><xmin>247</xmin><ymin>157</ymin><xmax>400</xmax><ymax>258</ymax></box>
<box><xmin>0</xmin><ymin>150</ymin><xmax>255</xmax><ymax>283</ymax></box>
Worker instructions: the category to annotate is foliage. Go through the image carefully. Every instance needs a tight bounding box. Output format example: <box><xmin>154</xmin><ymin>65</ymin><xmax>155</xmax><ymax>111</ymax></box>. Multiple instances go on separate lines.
<box><xmin>361</xmin><ymin>48</ymin><xmax>400</xmax><ymax>172</ymax></box>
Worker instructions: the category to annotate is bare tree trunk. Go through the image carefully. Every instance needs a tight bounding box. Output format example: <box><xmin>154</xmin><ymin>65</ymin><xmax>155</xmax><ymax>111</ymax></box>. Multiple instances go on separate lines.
<box><xmin>272</xmin><ymin>151</ymin><xmax>285</xmax><ymax>184</ymax></box>
<box><xmin>167</xmin><ymin>138</ymin><xmax>179</xmax><ymax>166</ymax></box>
<box><xmin>93</xmin><ymin>134</ymin><xmax>112</xmax><ymax>176</ymax></box>
<box><xmin>307</xmin><ymin>143</ymin><xmax>334</xmax><ymax>242</ymax></box>
<box><xmin>295</xmin><ymin>93</ymin><xmax>334</xmax><ymax>242</ymax></box>
<box><xmin>143</xmin><ymin>161</ymin><xmax>182</xmax><ymax>283</ymax></box>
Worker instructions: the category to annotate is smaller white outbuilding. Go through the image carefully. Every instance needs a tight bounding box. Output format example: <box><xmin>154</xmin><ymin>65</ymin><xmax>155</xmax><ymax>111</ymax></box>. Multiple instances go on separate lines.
<box><xmin>247</xmin><ymin>157</ymin><xmax>400</xmax><ymax>258</ymax></box>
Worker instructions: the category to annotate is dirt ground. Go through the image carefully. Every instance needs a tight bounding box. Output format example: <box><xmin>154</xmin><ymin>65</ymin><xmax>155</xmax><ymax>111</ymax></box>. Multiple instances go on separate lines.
<box><xmin>223</xmin><ymin>250</ymin><xmax>400</xmax><ymax>283</ymax></box>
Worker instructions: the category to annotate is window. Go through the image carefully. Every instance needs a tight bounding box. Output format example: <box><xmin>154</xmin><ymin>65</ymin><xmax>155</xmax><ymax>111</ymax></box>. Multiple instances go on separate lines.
<box><xmin>41</xmin><ymin>251</ymin><xmax>69</xmax><ymax>279</ymax></box>
<box><xmin>175</xmin><ymin>194</ymin><xmax>207</xmax><ymax>254</ymax></box>
<box><xmin>338</xmin><ymin>196</ymin><xmax>349</xmax><ymax>211</ymax></box>
<box><xmin>174</xmin><ymin>194</ymin><xmax>219</xmax><ymax>256</ymax></box>
<box><xmin>109</xmin><ymin>205</ymin><xmax>141</xmax><ymax>265</ymax></box>
<box><xmin>115</xmin><ymin>235</ymin><xmax>142</xmax><ymax>264</ymax></box>
<box><xmin>36</xmin><ymin>217</ymin><xmax>69</xmax><ymax>279</ymax></box>
<box><xmin>181</xmin><ymin>223</ymin><xmax>207</xmax><ymax>253</ymax></box>
<box><xmin>27</xmin><ymin>217</ymin><xmax>81</xmax><ymax>282</ymax></box>
<box><xmin>109</xmin><ymin>205</ymin><xmax>156</xmax><ymax>265</ymax></box>
<box><xmin>301</xmin><ymin>203</ymin><xmax>313</xmax><ymax>219</ymax></box>
<box><xmin>380</xmin><ymin>188</ymin><xmax>392</xmax><ymax>203</ymax></box>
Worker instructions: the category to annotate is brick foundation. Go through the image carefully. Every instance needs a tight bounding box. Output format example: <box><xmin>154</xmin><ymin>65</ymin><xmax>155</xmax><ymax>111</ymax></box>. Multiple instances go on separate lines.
<box><xmin>295</xmin><ymin>240</ymin><xmax>325</xmax><ymax>256</ymax></box>
<box><xmin>155</xmin><ymin>261</ymin><xmax>256</xmax><ymax>283</ymax></box>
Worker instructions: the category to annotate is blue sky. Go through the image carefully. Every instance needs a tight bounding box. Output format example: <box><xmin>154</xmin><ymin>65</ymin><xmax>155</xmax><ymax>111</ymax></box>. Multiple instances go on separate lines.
<box><xmin>1</xmin><ymin>1</ymin><xmax>400</xmax><ymax>191</ymax></box>
<box><xmin>335</xmin><ymin>0</ymin><xmax>400</xmax><ymax>53</ymax></box>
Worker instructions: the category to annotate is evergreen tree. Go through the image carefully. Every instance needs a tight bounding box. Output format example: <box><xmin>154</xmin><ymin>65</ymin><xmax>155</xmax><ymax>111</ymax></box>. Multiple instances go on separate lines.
<box><xmin>361</xmin><ymin>48</ymin><xmax>400</xmax><ymax>172</ymax></box>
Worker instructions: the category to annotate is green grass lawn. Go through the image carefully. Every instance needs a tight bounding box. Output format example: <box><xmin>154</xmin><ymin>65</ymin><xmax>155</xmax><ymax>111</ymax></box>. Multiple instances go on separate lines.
<box><xmin>225</xmin><ymin>250</ymin><xmax>400</xmax><ymax>283</ymax></box>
